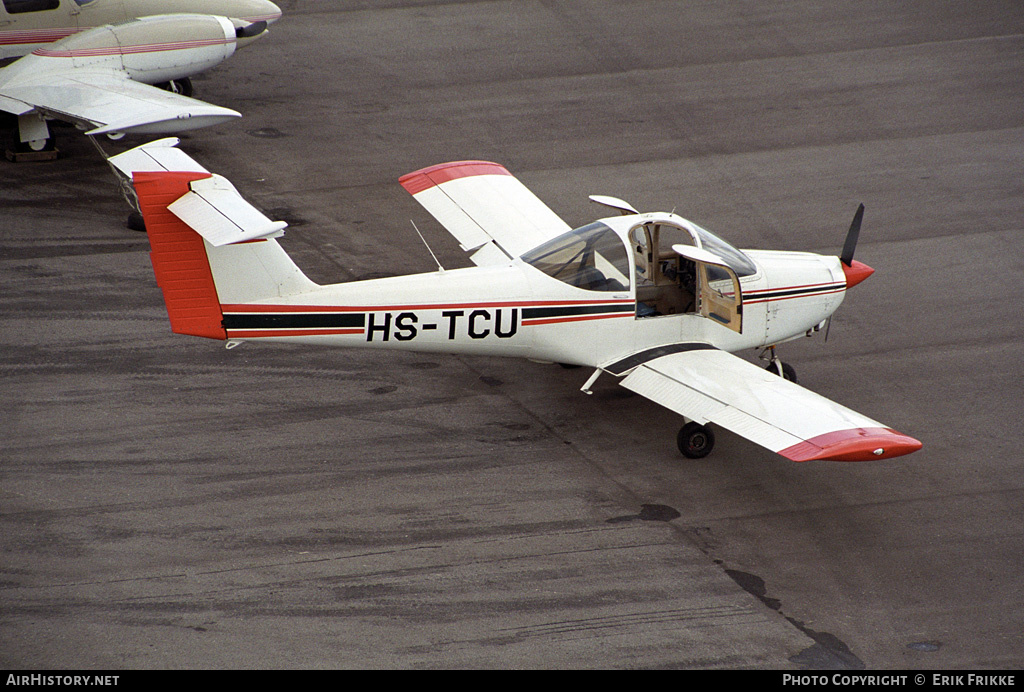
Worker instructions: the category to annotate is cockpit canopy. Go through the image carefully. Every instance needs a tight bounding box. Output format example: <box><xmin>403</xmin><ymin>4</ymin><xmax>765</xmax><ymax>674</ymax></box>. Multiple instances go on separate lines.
<box><xmin>521</xmin><ymin>215</ymin><xmax>757</xmax><ymax>293</ymax></box>
<box><xmin>686</xmin><ymin>221</ymin><xmax>757</xmax><ymax>277</ymax></box>
<box><xmin>521</xmin><ymin>221</ymin><xmax>631</xmax><ymax>292</ymax></box>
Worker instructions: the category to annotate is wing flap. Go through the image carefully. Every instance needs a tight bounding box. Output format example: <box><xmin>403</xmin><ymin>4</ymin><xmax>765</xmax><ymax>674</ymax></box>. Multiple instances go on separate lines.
<box><xmin>616</xmin><ymin>347</ymin><xmax>921</xmax><ymax>461</ymax></box>
<box><xmin>400</xmin><ymin>161</ymin><xmax>571</xmax><ymax>266</ymax></box>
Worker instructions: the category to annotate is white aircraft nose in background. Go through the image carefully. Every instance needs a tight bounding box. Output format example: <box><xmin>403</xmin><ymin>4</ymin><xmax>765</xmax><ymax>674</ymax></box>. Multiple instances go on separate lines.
<box><xmin>0</xmin><ymin>0</ymin><xmax>282</xmax><ymax>60</ymax></box>
<box><xmin>0</xmin><ymin>0</ymin><xmax>283</xmax><ymax>155</ymax></box>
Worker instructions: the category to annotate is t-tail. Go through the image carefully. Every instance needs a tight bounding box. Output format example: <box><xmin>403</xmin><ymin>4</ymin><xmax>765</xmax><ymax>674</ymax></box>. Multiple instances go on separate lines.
<box><xmin>109</xmin><ymin>139</ymin><xmax>317</xmax><ymax>340</ymax></box>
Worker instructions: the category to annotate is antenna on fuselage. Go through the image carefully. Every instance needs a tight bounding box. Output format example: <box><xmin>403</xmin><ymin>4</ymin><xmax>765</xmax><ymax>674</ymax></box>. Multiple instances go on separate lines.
<box><xmin>410</xmin><ymin>219</ymin><xmax>444</xmax><ymax>273</ymax></box>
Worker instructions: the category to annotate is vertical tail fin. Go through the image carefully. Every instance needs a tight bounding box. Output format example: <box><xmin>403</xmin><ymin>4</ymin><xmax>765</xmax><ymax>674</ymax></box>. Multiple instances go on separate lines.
<box><xmin>115</xmin><ymin>140</ymin><xmax>318</xmax><ymax>340</ymax></box>
<box><xmin>133</xmin><ymin>171</ymin><xmax>227</xmax><ymax>340</ymax></box>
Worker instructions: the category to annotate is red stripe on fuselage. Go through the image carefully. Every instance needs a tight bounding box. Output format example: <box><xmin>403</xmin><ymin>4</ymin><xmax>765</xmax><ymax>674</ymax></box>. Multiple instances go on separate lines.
<box><xmin>743</xmin><ymin>282</ymin><xmax>846</xmax><ymax>305</ymax></box>
<box><xmin>32</xmin><ymin>38</ymin><xmax>232</xmax><ymax>58</ymax></box>
<box><xmin>220</xmin><ymin>298</ymin><xmax>633</xmax><ymax>314</ymax></box>
<box><xmin>0</xmin><ymin>28</ymin><xmax>78</xmax><ymax>45</ymax></box>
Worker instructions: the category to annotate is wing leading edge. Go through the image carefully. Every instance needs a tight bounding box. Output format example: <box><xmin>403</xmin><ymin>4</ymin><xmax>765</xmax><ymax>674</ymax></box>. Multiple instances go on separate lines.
<box><xmin>399</xmin><ymin>161</ymin><xmax>571</xmax><ymax>266</ymax></box>
<box><xmin>607</xmin><ymin>345</ymin><xmax>921</xmax><ymax>462</ymax></box>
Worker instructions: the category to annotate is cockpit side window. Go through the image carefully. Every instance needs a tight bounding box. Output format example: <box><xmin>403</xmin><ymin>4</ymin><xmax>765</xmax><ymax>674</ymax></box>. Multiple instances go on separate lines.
<box><xmin>3</xmin><ymin>0</ymin><xmax>60</xmax><ymax>13</ymax></box>
<box><xmin>522</xmin><ymin>222</ymin><xmax>631</xmax><ymax>292</ymax></box>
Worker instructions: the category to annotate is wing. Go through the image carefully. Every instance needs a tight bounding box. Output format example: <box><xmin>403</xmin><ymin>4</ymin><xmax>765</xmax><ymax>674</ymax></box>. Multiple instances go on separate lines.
<box><xmin>399</xmin><ymin>161</ymin><xmax>571</xmax><ymax>266</ymax></box>
<box><xmin>605</xmin><ymin>345</ymin><xmax>921</xmax><ymax>462</ymax></box>
<box><xmin>0</xmin><ymin>70</ymin><xmax>240</xmax><ymax>136</ymax></box>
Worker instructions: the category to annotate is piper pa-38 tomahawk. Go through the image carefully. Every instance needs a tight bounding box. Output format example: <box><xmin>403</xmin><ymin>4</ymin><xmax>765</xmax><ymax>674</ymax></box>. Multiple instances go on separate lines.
<box><xmin>0</xmin><ymin>0</ymin><xmax>281</xmax><ymax>155</ymax></box>
<box><xmin>108</xmin><ymin>140</ymin><xmax>922</xmax><ymax>463</ymax></box>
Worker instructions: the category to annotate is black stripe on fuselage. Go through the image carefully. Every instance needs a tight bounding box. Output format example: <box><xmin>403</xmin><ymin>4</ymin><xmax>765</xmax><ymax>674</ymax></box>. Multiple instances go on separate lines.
<box><xmin>745</xmin><ymin>283</ymin><xmax>845</xmax><ymax>302</ymax></box>
<box><xmin>522</xmin><ymin>304</ymin><xmax>634</xmax><ymax>320</ymax></box>
<box><xmin>222</xmin><ymin>313</ymin><xmax>366</xmax><ymax>330</ymax></box>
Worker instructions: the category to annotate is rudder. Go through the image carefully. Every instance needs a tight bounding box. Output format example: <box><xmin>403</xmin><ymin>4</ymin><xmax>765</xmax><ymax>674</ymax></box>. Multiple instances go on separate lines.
<box><xmin>133</xmin><ymin>170</ymin><xmax>227</xmax><ymax>340</ymax></box>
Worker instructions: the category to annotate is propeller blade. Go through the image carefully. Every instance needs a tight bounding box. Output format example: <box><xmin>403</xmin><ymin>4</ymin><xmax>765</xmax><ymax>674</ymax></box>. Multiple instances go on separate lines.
<box><xmin>840</xmin><ymin>203</ymin><xmax>865</xmax><ymax>267</ymax></box>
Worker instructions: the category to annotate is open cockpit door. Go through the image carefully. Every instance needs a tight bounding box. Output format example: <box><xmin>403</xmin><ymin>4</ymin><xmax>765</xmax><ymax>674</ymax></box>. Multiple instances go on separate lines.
<box><xmin>673</xmin><ymin>244</ymin><xmax>743</xmax><ymax>333</ymax></box>
<box><xmin>630</xmin><ymin>221</ymin><xmax>698</xmax><ymax>317</ymax></box>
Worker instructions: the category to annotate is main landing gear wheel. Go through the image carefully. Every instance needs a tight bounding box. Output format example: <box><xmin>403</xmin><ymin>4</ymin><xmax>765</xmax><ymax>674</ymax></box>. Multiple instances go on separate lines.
<box><xmin>677</xmin><ymin>422</ymin><xmax>715</xmax><ymax>459</ymax></box>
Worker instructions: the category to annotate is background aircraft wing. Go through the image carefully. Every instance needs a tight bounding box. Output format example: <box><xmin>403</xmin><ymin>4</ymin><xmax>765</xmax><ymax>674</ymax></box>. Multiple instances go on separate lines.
<box><xmin>399</xmin><ymin>160</ymin><xmax>571</xmax><ymax>266</ymax></box>
<box><xmin>0</xmin><ymin>70</ymin><xmax>240</xmax><ymax>136</ymax></box>
<box><xmin>604</xmin><ymin>345</ymin><xmax>921</xmax><ymax>462</ymax></box>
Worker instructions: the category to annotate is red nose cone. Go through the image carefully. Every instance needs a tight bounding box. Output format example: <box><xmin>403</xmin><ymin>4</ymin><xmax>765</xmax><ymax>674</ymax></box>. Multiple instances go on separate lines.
<box><xmin>842</xmin><ymin>259</ymin><xmax>875</xmax><ymax>288</ymax></box>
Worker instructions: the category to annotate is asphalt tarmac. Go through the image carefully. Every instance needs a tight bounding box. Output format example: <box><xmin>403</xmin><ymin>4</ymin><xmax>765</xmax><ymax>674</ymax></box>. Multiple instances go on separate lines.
<box><xmin>2</xmin><ymin>0</ymin><xmax>1022</xmax><ymax>670</ymax></box>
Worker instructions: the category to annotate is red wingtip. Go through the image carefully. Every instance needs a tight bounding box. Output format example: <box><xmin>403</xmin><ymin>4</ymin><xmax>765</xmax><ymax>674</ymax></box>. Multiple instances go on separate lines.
<box><xmin>399</xmin><ymin>160</ymin><xmax>510</xmax><ymax>195</ymax></box>
<box><xmin>842</xmin><ymin>259</ymin><xmax>875</xmax><ymax>288</ymax></box>
<box><xmin>780</xmin><ymin>428</ymin><xmax>922</xmax><ymax>462</ymax></box>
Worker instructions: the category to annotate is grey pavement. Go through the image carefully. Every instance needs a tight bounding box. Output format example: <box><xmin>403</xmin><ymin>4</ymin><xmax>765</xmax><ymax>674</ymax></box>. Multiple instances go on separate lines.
<box><xmin>1</xmin><ymin>0</ymin><xmax>1022</xmax><ymax>669</ymax></box>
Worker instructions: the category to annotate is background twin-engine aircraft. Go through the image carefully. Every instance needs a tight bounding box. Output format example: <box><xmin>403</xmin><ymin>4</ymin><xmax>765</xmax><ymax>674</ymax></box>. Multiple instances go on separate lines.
<box><xmin>0</xmin><ymin>0</ymin><xmax>281</xmax><ymax>153</ymax></box>
<box><xmin>107</xmin><ymin>139</ymin><xmax>922</xmax><ymax>463</ymax></box>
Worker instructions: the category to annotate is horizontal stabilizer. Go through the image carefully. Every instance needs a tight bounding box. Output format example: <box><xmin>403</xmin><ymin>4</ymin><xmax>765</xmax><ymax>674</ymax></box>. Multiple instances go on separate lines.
<box><xmin>168</xmin><ymin>175</ymin><xmax>287</xmax><ymax>246</ymax></box>
<box><xmin>107</xmin><ymin>138</ymin><xmax>209</xmax><ymax>176</ymax></box>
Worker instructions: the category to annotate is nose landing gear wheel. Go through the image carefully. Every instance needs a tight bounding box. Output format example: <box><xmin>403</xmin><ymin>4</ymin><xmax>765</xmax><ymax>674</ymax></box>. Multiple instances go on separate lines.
<box><xmin>767</xmin><ymin>360</ymin><xmax>797</xmax><ymax>383</ymax></box>
<box><xmin>677</xmin><ymin>422</ymin><xmax>715</xmax><ymax>458</ymax></box>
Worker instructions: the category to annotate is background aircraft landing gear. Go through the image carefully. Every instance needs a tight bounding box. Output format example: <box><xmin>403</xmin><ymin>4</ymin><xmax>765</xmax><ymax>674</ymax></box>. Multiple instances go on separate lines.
<box><xmin>5</xmin><ymin>112</ymin><xmax>58</xmax><ymax>162</ymax></box>
<box><xmin>5</xmin><ymin>136</ymin><xmax>57</xmax><ymax>162</ymax></box>
<box><xmin>677</xmin><ymin>421</ymin><xmax>715</xmax><ymax>458</ymax></box>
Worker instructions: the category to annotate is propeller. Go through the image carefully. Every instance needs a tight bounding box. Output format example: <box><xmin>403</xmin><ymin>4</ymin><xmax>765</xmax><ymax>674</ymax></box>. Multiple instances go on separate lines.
<box><xmin>827</xmin><ymin>203</ymin><xmax>870</xmax><ymax>342</ymax></box>
<box><xmin>840</xmin><ymin>203</ymin><xmax>865</xmax><ymax>266</ymax></box>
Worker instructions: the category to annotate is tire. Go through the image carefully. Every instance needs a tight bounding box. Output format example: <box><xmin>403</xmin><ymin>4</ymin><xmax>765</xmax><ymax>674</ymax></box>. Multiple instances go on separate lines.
<box><xmin>158</xmin><ymin>78</ymin><xmax>194</xmax><ymax>97</ymax></box>
<box><xmin>767</xmin><ymin>361</ymin><xmax>797</xmax><ymax>383</ymax></box>
<box><xmin>677</xmin><ymin>422</ymin><xmax>715</xmax><ymax>459</ymax></box>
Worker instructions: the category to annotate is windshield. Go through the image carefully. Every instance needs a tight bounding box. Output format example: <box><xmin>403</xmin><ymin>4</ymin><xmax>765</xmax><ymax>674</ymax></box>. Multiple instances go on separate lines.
<box><xmin>522</xmin><ymin>222</ymin><xmax>631</xmax><ymax>292</ymax></box>
<box><xmin>690</xmin><ymin>222</ymin><xmax>757</xmax><ymax>277</ymax></box>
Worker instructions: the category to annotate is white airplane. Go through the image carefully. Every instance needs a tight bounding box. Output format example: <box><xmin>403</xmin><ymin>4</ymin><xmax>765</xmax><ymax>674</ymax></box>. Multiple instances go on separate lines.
<box><xmin>0</xmin><ymin>0</ymin><xmax>281</xmax><ymax>155</ymax></box>
<box><xmin>108</xmin><ymin>139</ymin><xmax>923</xmax><ymax>463</ymax></box>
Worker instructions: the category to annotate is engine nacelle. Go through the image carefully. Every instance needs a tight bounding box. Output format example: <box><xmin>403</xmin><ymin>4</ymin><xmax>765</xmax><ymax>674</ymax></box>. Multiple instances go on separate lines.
<box><xmin>32</xmin><ymin>14</ymin><xmax>237</xmax><ymax>85</ymax></box>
